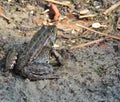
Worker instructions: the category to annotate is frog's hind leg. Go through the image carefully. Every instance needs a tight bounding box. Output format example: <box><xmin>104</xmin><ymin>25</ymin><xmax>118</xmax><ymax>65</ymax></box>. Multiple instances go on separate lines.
<box><xmin>21</xmin><ymin>63</ymin><xmax>59</xmax><ymax>80</ymax></box>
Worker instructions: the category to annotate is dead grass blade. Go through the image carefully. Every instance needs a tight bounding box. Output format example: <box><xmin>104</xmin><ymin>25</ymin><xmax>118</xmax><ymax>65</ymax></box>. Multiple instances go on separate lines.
<box><xmin>79</xmin><ymin>14</ymin><xmax>97</xmax><ymax>19</ymax></box>
<box><xmin>0</xmin><ymin>6</ymin><xmax>10</xmax><ymax>21</ymax></box>
<box><xmin>70</xmin><ymin>38</ymin><xmax>106</xmax><ymax>50</ymax></box>
<box><xmin>76</xmin><ymin>24</ymin><xmax>120</xmax><ymax>40</ymax></box>
<box><xmin>103</xmin><ymin>1</ymin><xmax>120</xmax><ymax>15</ymax></box>
<box><xmin>45</xmin><ymin>0</ymin><xmax>74</xmax><ymax>8</ymax></box>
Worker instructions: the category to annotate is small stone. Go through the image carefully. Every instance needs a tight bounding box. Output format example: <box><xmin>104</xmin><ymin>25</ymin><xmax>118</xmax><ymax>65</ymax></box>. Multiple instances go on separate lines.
<box><xmin>80</xmin><ymin>9</ymin><xmax>89</xmax><ymax>15</ymax></box>
<box><xmin>92</xmin><ymin>22</ymin><xmax>101</xmax><ymax>28</ymax></box>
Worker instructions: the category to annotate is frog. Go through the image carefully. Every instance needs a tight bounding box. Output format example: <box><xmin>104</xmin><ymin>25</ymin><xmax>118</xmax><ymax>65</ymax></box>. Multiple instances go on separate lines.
<box><xmin>6</xmin><ymin>25</ymin><xmax>61</xmax><ymax>80</ymax></box>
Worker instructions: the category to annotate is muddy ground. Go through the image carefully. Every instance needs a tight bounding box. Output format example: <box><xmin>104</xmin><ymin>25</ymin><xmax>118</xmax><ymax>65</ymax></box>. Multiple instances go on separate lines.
<box><xmin>0</xmin><ymin>0</ymin><xmax>120</xmax><ymax>102</ymax></box>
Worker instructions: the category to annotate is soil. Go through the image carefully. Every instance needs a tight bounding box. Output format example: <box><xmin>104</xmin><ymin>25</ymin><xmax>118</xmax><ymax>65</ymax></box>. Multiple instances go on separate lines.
<box><xmin>0</xmin><ymin>0</ymin><xmax>120</xmax><ymax>102</ymax></box>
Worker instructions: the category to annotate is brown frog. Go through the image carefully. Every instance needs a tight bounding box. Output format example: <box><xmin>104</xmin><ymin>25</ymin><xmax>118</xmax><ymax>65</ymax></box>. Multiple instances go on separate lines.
<box><xmin>6</xmin><ymin>25</ymin><xmax>61</xmax><ymax>80</ymax></box>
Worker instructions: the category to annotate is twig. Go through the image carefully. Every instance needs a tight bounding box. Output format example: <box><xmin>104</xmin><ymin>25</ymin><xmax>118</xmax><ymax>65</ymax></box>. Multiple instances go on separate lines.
<box><xmin>45</xmin><ymin>0</ymin><xmax>74</xmax><ymax>8</ymax></box>
<box><xmin>76</xmin><ymin>24</ymin><xmax>120</xmax><ymax>40</ymax></box>
<box><xmin>79</xmin><ymin>14</ymin><xmax>97</xmax><ymax>19</ymax></box>
<box><xmin>70</xmin><ymin>38</ymin><xmax>105</xmax><ymax>50</ymax></box>
<box><xmin>103</xmin><ymin>1</ymin><xmax>120</xmax><ymax>15</ymax></box>
<box><xmin>0</xmin><ymin>6</ymin><xmax>10</xmax><ymax>22</ymax></box>
<box><xmin>0</xmin><ymin>13</ymin><xmax>10</xmax><ymax>21</ymax></box>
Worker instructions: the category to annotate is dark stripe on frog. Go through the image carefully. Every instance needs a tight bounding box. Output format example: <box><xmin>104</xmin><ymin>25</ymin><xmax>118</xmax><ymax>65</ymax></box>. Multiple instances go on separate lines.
<box><xmin>30</xmin><ymin>27</ymin><xmax>56</xmax><ymax>62</ymax></box>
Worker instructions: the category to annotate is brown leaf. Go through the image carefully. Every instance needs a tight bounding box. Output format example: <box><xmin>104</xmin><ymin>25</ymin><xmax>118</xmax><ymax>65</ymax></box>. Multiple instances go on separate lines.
<box><xmin>66</xmin><ymin>13</ymin><xmax>76</xmax><ymax>19</ymax></box>
<box><xmin>49</xmin><ymin>3</ymin><xmax>60</xmax><ymax>20</ymax></box>
<box><xmin>33</xmin><ymin>17</ymin><xmax>42</xmax><ymax>26</ymax></box>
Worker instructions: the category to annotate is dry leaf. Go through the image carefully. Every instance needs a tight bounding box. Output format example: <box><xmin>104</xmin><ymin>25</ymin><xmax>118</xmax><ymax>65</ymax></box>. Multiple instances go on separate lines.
<box><xmin>66</xmin><ymin>13</ymin><xmax>76</xmax><ymax>19</ymax></box>
<box><xmin>49</xmin><ymin>3</ymin><xmax>60</xmax><ymax>20</ymax></box>
<box><xmin>33</xmin><ymin>17</ymin><xmax>42</xmax><ymax>26</ymax></box>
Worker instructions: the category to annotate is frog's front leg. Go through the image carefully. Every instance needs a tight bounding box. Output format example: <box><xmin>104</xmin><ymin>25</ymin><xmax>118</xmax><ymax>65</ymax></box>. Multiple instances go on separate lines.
<box><xmin>20</xmin><ymin>63</ymin><xmax>59</xmax><ymax>80</ymax></box>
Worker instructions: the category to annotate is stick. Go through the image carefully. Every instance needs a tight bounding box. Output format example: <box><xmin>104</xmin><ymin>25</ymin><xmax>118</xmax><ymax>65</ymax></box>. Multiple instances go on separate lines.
<box><xmin>76</xmin><ymin>24</ymin><xmax>120</xmax><ymax>40</ymax></box>
<box><xmin>103</xmin><ymin>1</ymin><xmax>120</xmax><ymax>15</ymax></box>
<box><xmin>70</xmin><ymin>38</ymin><xmax>105</xmax><ymax>50</ymax></box>
<box><xmin>0</xmin><ymin>6</ymin><xmax>10</xmax><ymax>22</ymax></box>
<box><xmin>45</xmin><ymin>0</ymin><xmax>74</xmax><ymax>8</ymax></box>
<box><xmin>79</xmin><ymin>14</ymin><xmax>96</xmax><ymax>19</ymax></box>
<box><xmin>0</xmin><ymin>13</ymin><xmax>10</xmax><ymax>21</ymax></box>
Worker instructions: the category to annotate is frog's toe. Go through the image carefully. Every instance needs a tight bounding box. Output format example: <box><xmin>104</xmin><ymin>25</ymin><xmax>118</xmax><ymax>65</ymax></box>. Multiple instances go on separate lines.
<box><xmin>21</xmin><ymin>63</ymin><xmax>59</xmax><ymax>80</ymax></box>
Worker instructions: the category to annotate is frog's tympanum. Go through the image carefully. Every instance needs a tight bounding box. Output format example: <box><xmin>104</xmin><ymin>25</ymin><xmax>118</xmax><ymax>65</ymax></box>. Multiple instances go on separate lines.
<box><xmin>6</xmin><ymin>25</ymin><xmax>60</xmax><ymax>80</ymax></box>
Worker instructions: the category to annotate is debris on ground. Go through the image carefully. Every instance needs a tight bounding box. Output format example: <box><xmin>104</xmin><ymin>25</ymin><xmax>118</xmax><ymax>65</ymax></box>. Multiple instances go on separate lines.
<box><xmin>0</xmin><ymin>0</ymin><xmax>120</xmax><ymax>102</ymax></box>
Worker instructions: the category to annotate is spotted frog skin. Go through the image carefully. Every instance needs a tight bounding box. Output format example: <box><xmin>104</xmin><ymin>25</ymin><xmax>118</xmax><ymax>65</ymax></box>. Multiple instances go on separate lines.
<box><xmin>6</xmin><ymin>25</ymin><xmax>59</xmax><ymax>80</ymax></box>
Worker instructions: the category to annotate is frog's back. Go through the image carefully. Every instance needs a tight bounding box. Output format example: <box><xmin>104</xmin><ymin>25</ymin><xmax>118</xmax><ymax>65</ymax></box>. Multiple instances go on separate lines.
<box><xmin>17</xmin><ymin>25</ymin><xmax>57</xmax><ymax>70</ymax></box>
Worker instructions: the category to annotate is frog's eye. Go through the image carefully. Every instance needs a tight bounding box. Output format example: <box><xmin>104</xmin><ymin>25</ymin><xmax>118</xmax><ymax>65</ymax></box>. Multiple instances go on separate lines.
<box><xmin>49</xmin><ymin>25</ymin><xmax>57</xmax><ymax>33</ymax></box>
<box><xmin>50</xmin><ymin>28</ymin><xmax>55</xmax><ymax>33</ymax></box>
<box><xmin>50</xmin><ymin>29</ymin><xmax>54</xmax><ymax>32</ymax></box>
